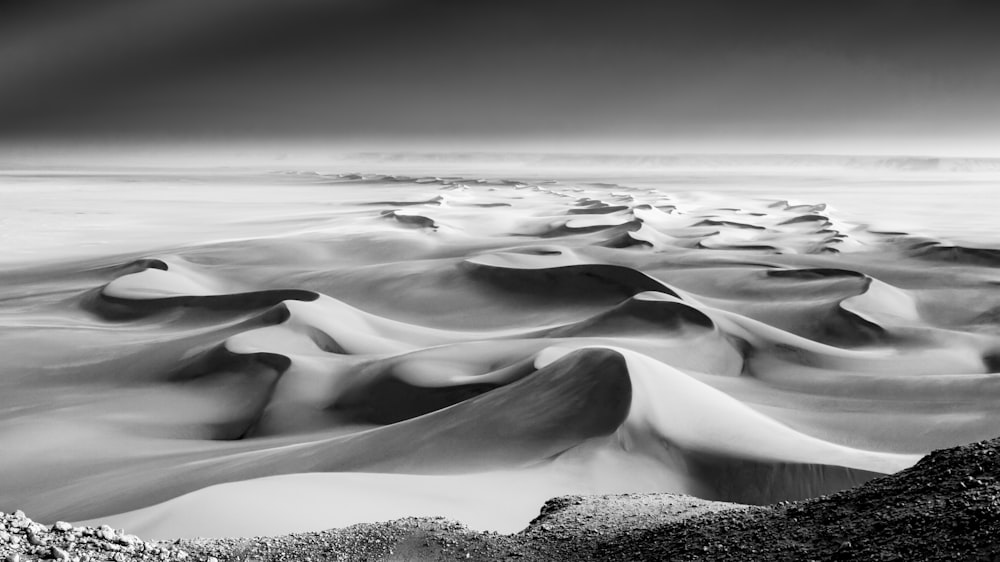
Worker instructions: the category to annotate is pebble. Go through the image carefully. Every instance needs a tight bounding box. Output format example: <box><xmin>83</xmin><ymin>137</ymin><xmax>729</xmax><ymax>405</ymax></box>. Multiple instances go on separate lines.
<box><xmin>54</xmin><ymin>521</ymin><xmax>74</xmax><ymax>532</ymax></box>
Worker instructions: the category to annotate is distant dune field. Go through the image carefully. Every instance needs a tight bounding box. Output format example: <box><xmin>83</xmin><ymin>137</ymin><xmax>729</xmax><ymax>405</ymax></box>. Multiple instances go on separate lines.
<box><xmin>1</xmin><ymin>157</ymin><xmax>998</xmax><ymax>540</ymax></box>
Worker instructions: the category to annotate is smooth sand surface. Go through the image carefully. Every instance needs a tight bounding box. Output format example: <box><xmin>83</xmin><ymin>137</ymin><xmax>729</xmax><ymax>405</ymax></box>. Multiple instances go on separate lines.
<box><xmin>1</xmin><ymin>158</ymin><xmax>999</xmax><ymax>539</ymax></box>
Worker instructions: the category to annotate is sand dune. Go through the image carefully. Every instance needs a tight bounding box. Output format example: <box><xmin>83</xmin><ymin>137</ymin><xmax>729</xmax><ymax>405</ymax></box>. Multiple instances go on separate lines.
<box><xmin>0</xmin><ymin>165</ymin><xmax>998</xmax><ymax>540</ymax></box>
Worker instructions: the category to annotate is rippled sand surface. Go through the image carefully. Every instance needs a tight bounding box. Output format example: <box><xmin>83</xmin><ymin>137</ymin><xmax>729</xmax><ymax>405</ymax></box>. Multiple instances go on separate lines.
<box><xmin>2</xmin><ymin>161</ymin><xmax>999</xmax><ymax>539</ymax></box>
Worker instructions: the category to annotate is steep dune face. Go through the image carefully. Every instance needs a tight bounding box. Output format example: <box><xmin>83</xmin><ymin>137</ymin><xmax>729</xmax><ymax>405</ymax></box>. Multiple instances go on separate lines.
<box><xmin>1</xmin><ymin>169</ymin><xmax>999</xmax><ymax>539</ymax></box>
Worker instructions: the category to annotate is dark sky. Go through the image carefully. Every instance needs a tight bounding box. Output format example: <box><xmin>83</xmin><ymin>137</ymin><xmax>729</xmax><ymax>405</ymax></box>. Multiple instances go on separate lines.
<box><xmin>2</xmin><ymin>0</ymin><xmax>999</xmax><ymax>154</ymax></box>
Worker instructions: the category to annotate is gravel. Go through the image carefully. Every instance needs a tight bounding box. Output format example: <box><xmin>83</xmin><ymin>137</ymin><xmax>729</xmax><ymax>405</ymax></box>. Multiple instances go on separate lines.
<box><xmin>4</xmin><ymin>436</ymin><xmax>1000</xmax><ymax>561</ymax></box>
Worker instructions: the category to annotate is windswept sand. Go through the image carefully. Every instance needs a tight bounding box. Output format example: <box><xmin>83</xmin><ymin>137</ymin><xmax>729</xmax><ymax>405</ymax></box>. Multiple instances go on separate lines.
<box><xmin>0</xmin><ymin>160</ymin><xmax>999</xmax><ymax>546</ymax></box>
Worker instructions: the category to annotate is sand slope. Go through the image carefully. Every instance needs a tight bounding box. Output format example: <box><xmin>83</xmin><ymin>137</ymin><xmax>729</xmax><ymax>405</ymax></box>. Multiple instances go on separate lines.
<box><xmin>1</xmin><ymin>169</ymin><xmax>999</xmax><ymax>539</ymax></box>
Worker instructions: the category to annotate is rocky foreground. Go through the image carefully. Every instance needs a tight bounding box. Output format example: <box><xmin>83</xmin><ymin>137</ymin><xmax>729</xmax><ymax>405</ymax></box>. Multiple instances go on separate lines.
<box><xmin>4</xmin><ymin>437</ymin><xmax>1000</xmax><ymax>562</ymax></box>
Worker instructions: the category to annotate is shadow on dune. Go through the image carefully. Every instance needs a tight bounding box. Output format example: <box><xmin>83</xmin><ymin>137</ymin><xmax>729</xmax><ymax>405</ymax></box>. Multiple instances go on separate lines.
<box><xmin>380</xmin><ymin>210</ymin><xmax>439</xmax><ymax>229</ymax></box>
<box><xmin>87</xmin><ymin>289</ymin><xmax>319</xmax><ymax>320</ymax></box>
<box><xmin>683</xmin><ymin>448</ymin><xmax>883</xmax><ymax>505</ymax></box>
<box><xmin>333</xmin><ymin>376</ymin><xmax>503</xmax><ymax>425</ymax></box>
<box><xmin>79</xmin><ymin>258</ymin><xmax>319</xmax><ymax>320</ymax></box>
<box><xmin>765</xmin><ymin>268</ymin><xmax>867</xmax><ymax>280</ymax></box>
<box><xmin>328</xmin><ymin>349</ymin><xmax>630</xmax><ymax>437</ymax></box>
<box><xmin>543</xmin><ymin>292</ymin><xmax>714</xmax><ymax>338</ymax></box>
<box><xmin>600</xmin><ymin>231</ymin><xmax>655</xmax><ymax>249</ymax></box>
<box><xmin>541</xmin><ymin>218</ymin><xmax>644</xmax><ymax>239</ymax></box>
<box><xmin>168</xmin><ymin>344</ymin><xmax>291</xmax><ymax>440</ymax></box>
<box><xmin>908</xmin><ymin>241</ymin><xmax>1000</xmax><ymax>267</ymax></box>
<box><xmin>462</xmin><ymin>261</ymin><xmax>680</xmax><ymax>301</ymax></box>
<box><xmin>567</xmin><ymin>205</ymin><xmax>631</xmax><ymax>215</ymax></box>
